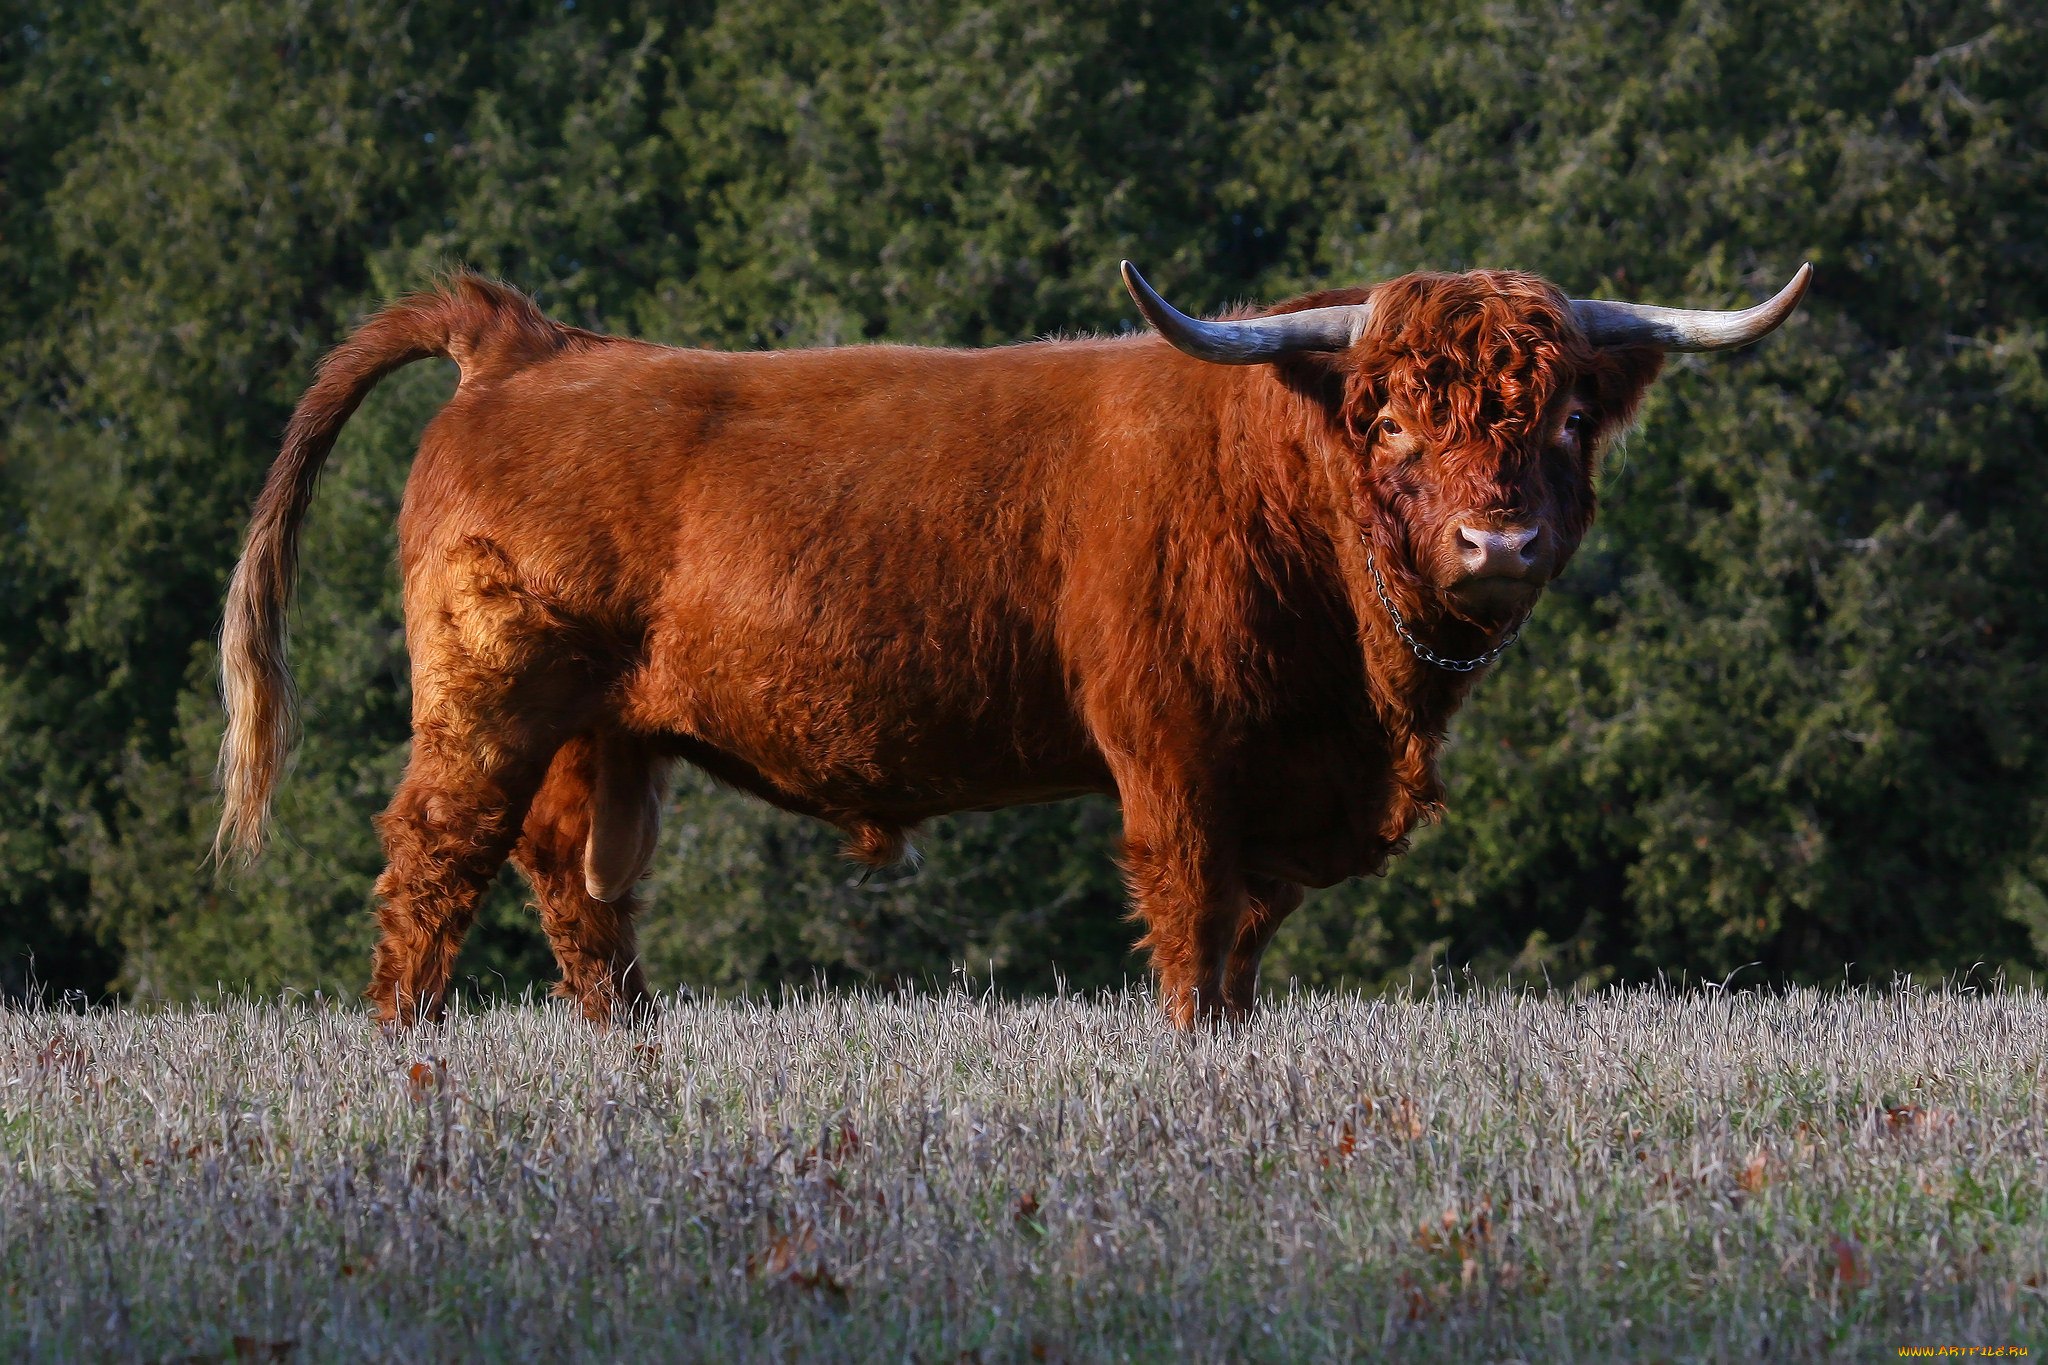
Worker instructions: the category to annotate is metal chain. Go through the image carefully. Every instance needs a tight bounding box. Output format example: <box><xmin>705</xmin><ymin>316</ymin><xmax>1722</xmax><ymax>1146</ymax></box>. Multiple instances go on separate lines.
<box><xmin>1365</xmin><ymin>549</ymin><xmax>1527</xmax><ymax>673</ymax></box>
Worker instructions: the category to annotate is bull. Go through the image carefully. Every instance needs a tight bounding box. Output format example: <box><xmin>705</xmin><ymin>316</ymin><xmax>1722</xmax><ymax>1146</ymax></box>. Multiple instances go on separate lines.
<box><xmin>215</xmin><ymin>258</ymin><xmax>1809</xmax><ymax>1026</ymax></box>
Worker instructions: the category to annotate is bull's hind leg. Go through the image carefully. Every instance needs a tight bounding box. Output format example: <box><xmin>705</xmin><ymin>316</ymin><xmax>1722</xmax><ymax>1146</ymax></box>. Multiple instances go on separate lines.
<box><xmin>368</xmin><ymin>535</ymin><xmax>593</xmax><ymax>1026</ymax></box>
<box><xmin>368</xmin><ymin>724</ymin><xmax>557</xmax><ymax>1027</ymax></box>
<box><xmin>510</xmin><ymin>734</ymin><xmax>667</xmax><ymax>1024</ymax></box>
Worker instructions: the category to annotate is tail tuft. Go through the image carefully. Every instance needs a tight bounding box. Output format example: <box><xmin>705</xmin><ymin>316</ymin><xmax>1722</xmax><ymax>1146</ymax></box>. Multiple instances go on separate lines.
<box><xmin>214</xmin><ymin>520</ymin><xmax>303</xmax><ymax>863</ymax></box>
<box><xmin>215</xmin><ymin>271</ymin><xmax>564</xmax><ymax>862</ymax></box>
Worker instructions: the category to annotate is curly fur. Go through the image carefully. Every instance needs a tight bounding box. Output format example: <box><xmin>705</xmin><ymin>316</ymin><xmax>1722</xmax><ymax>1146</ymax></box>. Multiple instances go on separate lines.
<box><xmin>217</xmin><ymin>266</ymin><xmax>1670</xmax><ymax>1028</ymax></box>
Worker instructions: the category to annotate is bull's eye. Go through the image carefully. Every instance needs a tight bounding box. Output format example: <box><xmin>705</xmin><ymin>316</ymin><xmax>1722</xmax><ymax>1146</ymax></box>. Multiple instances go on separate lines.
<box><xmin>1564</xmin><ymin>411</ymin><xmax>1589</xmax><ymax>439</ymax></box>
<box><xmin>1378</xmin><ymin>417</ymin><xmax>1403</xmax><ymax>437</ymax></box>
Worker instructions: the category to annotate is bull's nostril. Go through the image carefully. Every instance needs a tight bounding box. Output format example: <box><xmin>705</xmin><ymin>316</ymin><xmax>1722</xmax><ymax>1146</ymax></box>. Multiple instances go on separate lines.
<box><xmin>1455</xmin><ymin>525</ymin><xmax>1488</xmax><ymax>572</ymax></box>
<box><xmin>1456</xmin><ymin>523</ymin><xmax>1542</xmax><ymax>577</ymax></box>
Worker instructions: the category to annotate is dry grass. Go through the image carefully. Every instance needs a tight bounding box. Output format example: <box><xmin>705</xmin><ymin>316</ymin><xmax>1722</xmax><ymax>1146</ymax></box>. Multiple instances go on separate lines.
<box><xmin>3</xmin><ymin>984</ymin><xmax>2045</xmax><ymax>1361</ymax></box>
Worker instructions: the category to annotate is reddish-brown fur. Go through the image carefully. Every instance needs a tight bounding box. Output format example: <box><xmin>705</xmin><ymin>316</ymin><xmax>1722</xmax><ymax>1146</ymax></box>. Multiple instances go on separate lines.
<box><xmin>217</xmin><ymin>270</ymin><xmax>1663</xmax><ymax>1027</ymax></box>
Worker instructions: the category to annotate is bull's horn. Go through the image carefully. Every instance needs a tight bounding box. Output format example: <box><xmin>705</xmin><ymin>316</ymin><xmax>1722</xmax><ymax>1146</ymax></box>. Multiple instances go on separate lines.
<box><xmin>1121</xmin><ymin>261</ymin><xmax>1370</xmax><ymax>364</ymax></box>
<box><xmin>1571</xmin><ymin>263</ymin><xmax>1812</xmax><ymax>352</ymax></box>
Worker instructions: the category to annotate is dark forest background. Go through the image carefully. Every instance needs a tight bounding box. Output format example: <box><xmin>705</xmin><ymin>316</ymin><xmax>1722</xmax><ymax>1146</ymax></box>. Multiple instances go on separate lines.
<box><xmin>4</xmin><ymin>0</ymin><xmax>2045</xmax><ymax>1003</ymax></box>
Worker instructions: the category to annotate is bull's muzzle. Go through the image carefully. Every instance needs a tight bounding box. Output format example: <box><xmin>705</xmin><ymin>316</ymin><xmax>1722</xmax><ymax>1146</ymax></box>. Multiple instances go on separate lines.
<box><xmin>1455</xmin><ymin>523</ymin><xmax>1541</xmax><ymax>579</ymax></box>
<box><xmin>1447</xmin><ymin>521</ymin><xmax>1548</xmax><ymax>614</ymax></box>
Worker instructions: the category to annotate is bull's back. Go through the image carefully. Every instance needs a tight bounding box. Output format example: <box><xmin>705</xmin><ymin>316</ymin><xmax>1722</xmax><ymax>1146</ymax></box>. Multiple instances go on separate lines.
<box><xmin>401</xmin><ymin>337</ymin><xmax>1140</xmax><ymax>816</ymax></box>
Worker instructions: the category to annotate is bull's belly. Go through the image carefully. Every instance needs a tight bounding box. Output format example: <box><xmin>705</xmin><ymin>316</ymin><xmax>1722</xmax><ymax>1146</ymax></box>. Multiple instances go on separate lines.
<box><xmin>1240</xmin><ymin>835</ymin><xmax>1392</xmax><ymax>890</ymax></box>
<box><xmin>618</xmin><ymin>623</ymin><xmax>1110</xmax><ymax>824</ymax></box>
<box><xmin>665</xmin><ymin>729</ymin><xmax>1107</xmax><ymax>829</ymax></box>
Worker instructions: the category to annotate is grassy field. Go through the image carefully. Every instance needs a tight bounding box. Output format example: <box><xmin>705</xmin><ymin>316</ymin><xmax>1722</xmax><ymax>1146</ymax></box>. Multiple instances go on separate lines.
<box><xmin>2</xmin><ymin>985</ymin><xmax>2044</xmax><ymax>1362</ymax></box>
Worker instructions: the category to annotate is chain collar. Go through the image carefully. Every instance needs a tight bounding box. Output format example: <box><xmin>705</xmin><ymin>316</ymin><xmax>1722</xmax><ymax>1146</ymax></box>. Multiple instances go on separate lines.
<box><xmin>1365</xmin><ymin>549</ymin><xmax>1528</xmax><ymax>674</ymax></box>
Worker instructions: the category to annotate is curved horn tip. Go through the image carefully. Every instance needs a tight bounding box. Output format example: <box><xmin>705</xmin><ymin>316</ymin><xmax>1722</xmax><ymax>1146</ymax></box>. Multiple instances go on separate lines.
<box><xmin>1747</xmin><ymin>260</ymin><xmax>1817</xmax><ymax>337</ymax></box>
<box><xmin>1119</xmin><ymin>260</ymin><xmax>1370</xmax><ymax>363</ymax></box>
<box><xmin>1758</xmin><ymin>261</ymin><xmax>1814</xmax><ymax>311</ymax></box>
<box><xmin>1572</xmin><ymin>259</ymin><xmax>1817</xmax><ymax>352</ymax></box>
<box><xmin>1120</xmin><ymin>259</ymin><xmax>1156</xmax><ymax>310</ymax></box>
<box><xmin>1737</xmin><ymin>260</ymin><xmax>1816</xmax><ymax>337</ymax></box>
<box><xmin>1784</xmin><ymin>261</ymin><xmax>1814</xmax><ymax>306</ymax></box>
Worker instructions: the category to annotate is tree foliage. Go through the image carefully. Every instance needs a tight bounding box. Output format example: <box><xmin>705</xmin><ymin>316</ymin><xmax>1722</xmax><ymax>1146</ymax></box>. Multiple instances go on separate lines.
<box><xmin>4</xmin><ymin>0</ymin><xmax>2043</xmax><ymax>1001</ymax></box>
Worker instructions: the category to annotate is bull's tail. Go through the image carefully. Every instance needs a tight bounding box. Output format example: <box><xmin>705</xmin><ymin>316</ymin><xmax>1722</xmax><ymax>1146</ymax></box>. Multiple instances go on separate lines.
<box><xmin>215</xmin><ymin>273</ymin><xmax>568</xmax><ymax>862</ymax></box>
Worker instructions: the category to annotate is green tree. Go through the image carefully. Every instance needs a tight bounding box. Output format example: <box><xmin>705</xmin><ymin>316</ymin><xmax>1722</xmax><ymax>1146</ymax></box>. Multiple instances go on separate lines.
<box><xmin>4</xmin><ymin>0</ymin><xmax>2042</xmax><ymax>1002</ymax></box>
<box><xmin>1252</xmin><ymin>0</ymin><xmax>2048</xmax><ymax>989</ymax></box>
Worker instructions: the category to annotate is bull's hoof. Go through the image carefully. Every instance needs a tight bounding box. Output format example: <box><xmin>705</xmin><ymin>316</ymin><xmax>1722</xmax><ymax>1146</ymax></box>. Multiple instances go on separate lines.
<box><xmin>367</xmin><ymin>985</ymin><xmax>448</xmax><ymax>1033</ymax></box>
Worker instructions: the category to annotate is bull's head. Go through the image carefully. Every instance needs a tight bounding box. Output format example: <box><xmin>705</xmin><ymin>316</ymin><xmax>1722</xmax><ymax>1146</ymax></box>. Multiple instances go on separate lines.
<box><xmin>1122</xmin><ymin>260</ymin><xmax>1809</xmax><ymax>664</ymax></box>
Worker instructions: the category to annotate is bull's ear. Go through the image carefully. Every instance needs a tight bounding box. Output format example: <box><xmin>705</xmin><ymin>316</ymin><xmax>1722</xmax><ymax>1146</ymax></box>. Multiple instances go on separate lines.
<box><xmin>1581</xmin><ymin>346</ymin><xmax>1667</xmax><ymax>452</ymax></box>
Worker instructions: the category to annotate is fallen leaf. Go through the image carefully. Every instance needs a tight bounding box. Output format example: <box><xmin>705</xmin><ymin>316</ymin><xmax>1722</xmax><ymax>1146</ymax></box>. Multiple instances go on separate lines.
<box><xmin>1885</xmin><ymin>1105</ymin><xmax>1954</xmax><ymax>1135</ymax></box>
<box><xmin>33</xmin><ymin>1037</ymin><xmax>90</xmax><ymax>1076</ymax></box>
<box><xmin>1416</xmin><ymin>1195</ymin><xmax>1496</xmax><ymax>1261</ymax></box>
<box><xmin>1828</xmin><ymin>1234</ymin><xmax>1869</xmax><ymax>1290</ymax></box>
<box><xmin>231</xmin><ymin>1337</ymin><xmax>297</xmax><ymax>1362</ymax></box>
<box><xmin>782</xmin><ymin>1267</ymin><xmax>847</xmax><ymax>1303</ymax></box>
<box><xmin>1368</xmin><ymin>1096</ymin><xmax>1426</xmax><ymax>1141</ymax></box>
<box><xmin>749</xmin><ymin>1221</ymin><xmax>844</xmax><ymax>1300</ymax></box>
<box><xmin>1323</xmin><ymin>1120</ymin><xmax>1357</xmax><ymax>1167</ymax></box>
<box><xmin>404</xmin><ymin>1059</ymin><xmax>445</xmax><ymax>1102</ymax></box>
<box><xmin>753</xmin><ymin>1227</ymin><xmax>831</xmax><ymax>1293</ymax></box>
<box><xmin>750</xmin><ymin>1225</ymin><xmax>817</xmax><ymax>1280</ymax></box>
<box><xmin>795</xmin><ymin>1118</ymin><xmax>863</xmax><ymax>1175</ymax></box>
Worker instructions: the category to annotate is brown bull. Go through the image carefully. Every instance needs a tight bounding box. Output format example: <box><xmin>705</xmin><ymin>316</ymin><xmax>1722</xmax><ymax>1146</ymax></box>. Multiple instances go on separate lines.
<box><xmin>216</xmin><ymin>258</ymin><xmax>1809</xmax><ymax>1027</ymax></box>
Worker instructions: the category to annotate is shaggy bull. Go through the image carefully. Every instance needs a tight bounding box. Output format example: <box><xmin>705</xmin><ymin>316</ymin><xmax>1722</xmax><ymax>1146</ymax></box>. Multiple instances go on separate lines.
<box><xmin>216</xmin><ymin>258</ymin><xmax>1809</xmax><ymax>1027</ymax></box>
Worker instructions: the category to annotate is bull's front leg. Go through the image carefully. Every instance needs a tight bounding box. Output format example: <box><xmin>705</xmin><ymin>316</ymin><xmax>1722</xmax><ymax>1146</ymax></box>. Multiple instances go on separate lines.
<box><xmin>1223</xmin><ymin>875</ymin><xmax>1305</xmax><ymax>1016</ymax></box>
<box><xmin>1118</xmin><ymin>780</ymin><xmax>1247</xmax><ymax>1030</ymax></box>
